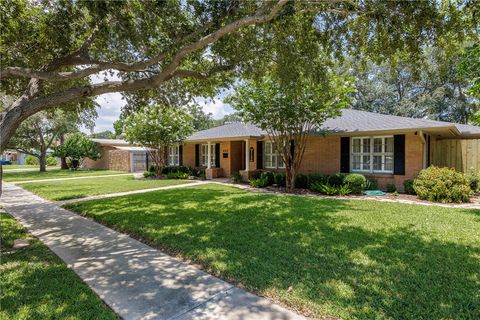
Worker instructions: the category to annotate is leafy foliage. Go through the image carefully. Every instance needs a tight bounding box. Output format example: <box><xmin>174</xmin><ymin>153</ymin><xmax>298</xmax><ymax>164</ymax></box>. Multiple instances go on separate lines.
<box><xmin>344</xmin><ymin>173</ymin><xmax>367</xmax><ymax>194</ymax></box>
<box><xmin>403</xmin><ymin>179</ymin><xmax>416</xmax><ymax>195</ymax></box>
<box><xmin>249</xmin><ymin>177</ymin><xmax>269</xmax><ymax>188</ymax></box>
<box><xmin>46</xmin><ymin>156</ymin><xmax>58</xmax><ymax>166</ymax></box>
<box><xmin>25</xmin><ymin>155</ymin><xmax>38</xmax><ymax>165</ymax></box>
<box><xmin>124</xmin><ymin>106</ymin><xmax>193</xmax><ymax>176</ymax></box>
<box><xmin>386</xmin><ymin>183</ymin><xmax>397</xmax><ymax>193</ymax></box>
<box><xmin>53</xmin><ymin>133</ymin><xmax>100</xmax><ymax>169</ymax></box>
<box><xmin>413</xmin><ymin>166</ymin><xmax>472</xmax><ymax>203</ymax></box>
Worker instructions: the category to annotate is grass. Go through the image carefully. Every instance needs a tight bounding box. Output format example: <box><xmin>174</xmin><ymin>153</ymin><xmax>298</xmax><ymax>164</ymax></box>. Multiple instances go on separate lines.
<box><xmin>65</xmin><ymin>184</ymin><xmax>480</xmax><ymax>319</ymax></box>
<box><xmin>0</xmin><ymin>213</ymin><xmax>118</xmax><ymax>320</ymax></box>
<box><xmin>2</xmin><ymin>168</ymin><xmax>126</xmax><ymax>182</ymax></box>
<box><xmin>21</xmin><ymin>176</ymin><xmax>193</xmax><ymax>201</ymax></box>
<box><xmin>1</xmin><ymin>164</ymin><xmax>54</xmax><ymax>170</ymax></box>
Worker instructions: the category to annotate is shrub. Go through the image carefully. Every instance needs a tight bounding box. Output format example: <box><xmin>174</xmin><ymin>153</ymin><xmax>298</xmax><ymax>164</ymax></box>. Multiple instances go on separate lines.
<box><xmin>294</xmin><ymin>174</ymin><xmax>309</xmax><ymax>189</ymax></box>
<box><xmin>338</xmin><ymin>184</ymin><xmax>352</xmax><ymax>196</ymax></box>
<box><xmin>365</xmin><ymin>177</ymin><xmax>378</xmax><ymax>190</ymax></box>
<box><xmin>25</xmin><ymin>155</ymin><xmax>39</xmax><ymax>165</ymax></box>
<box><xmin>46</xmin><ymin>156</ymin><xmax>58</xmax><ymax>166</ymax></box>
<box><xmin>249</xmin><ymin>177</ymin><xmax>269</xmax><ymax>188</ymax></box>
<box><xmin>403</xmin><ymin>179</ymin><xmax>416</xmax><ymax>195</ymax></box>
<box><xmin>149</xmin><ymin>164</ymin><xmax>157</xmax><ymax>173</ymax></box>
<box><xmin>162</xmin><ymin>165</ymin><xmax>190</xmax><ymax>175</ymax></box>
<box><xmin>167</xmin><ymin>171</ymin><xmax>189</xmax><ymax>179</ymax></box>
<box><xmin>274</xmin><ymin>172</ymin><xmax>286</xmax><ymax>187</ymax></box>
<box><xmin>307</xmin><ymin>173</ymin><xmax>328</xmax><ymax>189</ymax></box>
<box><xmin>468</xmin><ymin>169</ymin><xmax>479</xmax><ymax>193</ymax></box>
<box><xmin>143</xmin><ymin>171</ymin><xmax>156</xmax><ymax>178</ymax></box>
<box><xmin>386</xmin><ymin>183</ymin><xmax>397</xmax><ymax>193</ymax></box>
<box><xmin>413</xmin><ymin>166</ymin><xmax>472</xmax><ymax>203</ymax></box>
<box><xmin>260</xmin><ymin>171</ymin><xmax>275</xmax><ymax>186</ymax></box>
<box><xmin>344</xmin><ymin>173</ymin><xmax>366</xmax><ymax>194</ymax></box>
<box><xmin>231</xmin><ymin>171</ymin><xmax>242</xmax><ymax>183</ymax></box>
<box><xmin>328</xmin><ymin>173</ymin><xmax>345</xmax><ymax>187</ymax></box>
<box><xmin>198</xmin><ymin>170</ymin><xmax>206</xmax><ymax>180</ymax></box>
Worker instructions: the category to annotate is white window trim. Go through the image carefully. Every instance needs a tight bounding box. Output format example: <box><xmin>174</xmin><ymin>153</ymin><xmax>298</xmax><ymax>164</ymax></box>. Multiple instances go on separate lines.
<box><xmin>168</xmin><ymin>145</ymin><xmax>180</xmax><ymax>166</ymax></box>
<box><xmin>264</xmin><ymin>141</ymin><xmax>285</xmax><ymax>169</ymax></box>
<box><xmin>201</xmin><ymin>143</ymin><xmax>216</xmax><ymax>167</ymax></box>
<box><xmin>351</xmin><ymin>136</ymin><xmax>394</xmax><ymax>174</ymax></box>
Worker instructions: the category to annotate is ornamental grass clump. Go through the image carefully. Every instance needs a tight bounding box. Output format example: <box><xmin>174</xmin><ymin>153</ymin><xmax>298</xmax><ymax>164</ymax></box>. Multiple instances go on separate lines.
<box><xmin>413</xmin><ymin>166</ymin><xmax>472</xmax><ymax>203</ymax></box>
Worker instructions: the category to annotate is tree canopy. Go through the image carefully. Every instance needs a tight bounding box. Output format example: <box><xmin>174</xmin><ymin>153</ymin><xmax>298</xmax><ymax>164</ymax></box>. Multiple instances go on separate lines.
<box><xmin>123</xmin><ymin>105</ymin><xmax>194</xmax><ymax>176</ymax></box>
<box><xmin>1</xmin><ymin>0</ymin><xmax>477</xmax><ymax>150</ymax></box>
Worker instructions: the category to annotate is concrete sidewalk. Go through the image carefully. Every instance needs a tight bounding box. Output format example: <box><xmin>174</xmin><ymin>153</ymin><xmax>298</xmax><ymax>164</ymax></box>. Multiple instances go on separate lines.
<box><xmin>0</xmin><ymin>183</ymin><xmax>303</xmax><ymax>320</ymax></box>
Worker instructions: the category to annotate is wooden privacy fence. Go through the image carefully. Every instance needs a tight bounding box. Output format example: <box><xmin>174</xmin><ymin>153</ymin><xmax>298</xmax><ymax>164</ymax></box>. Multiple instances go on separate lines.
<box><xmin>431</xmin><ymin>139</ymin><xmax>480</xmax><ymax>173</ymax></box>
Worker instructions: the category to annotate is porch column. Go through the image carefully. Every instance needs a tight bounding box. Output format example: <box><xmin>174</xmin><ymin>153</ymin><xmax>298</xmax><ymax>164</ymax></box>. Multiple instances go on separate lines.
<box><xmin>207</xmin><ymin>141</ymin><xmax>212</xmax><ymax>169</ymax></box>
<box><xmin>245</xmin><ymin>139</ymin><xmax>249</xmax><ymax>172</ymax></box>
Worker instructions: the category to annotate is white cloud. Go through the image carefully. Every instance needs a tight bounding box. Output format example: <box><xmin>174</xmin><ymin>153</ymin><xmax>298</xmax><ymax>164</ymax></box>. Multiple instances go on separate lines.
<box><xmin>197</xmin><ymin>98</ymin><xmax>234</xmax><ymax>119</ymax></box>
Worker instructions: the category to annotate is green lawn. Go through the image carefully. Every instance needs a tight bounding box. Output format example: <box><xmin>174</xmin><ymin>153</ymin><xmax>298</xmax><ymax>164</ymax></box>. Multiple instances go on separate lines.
<box><xmin>65</xmin><ymin>184</ymin><xmax>480</xmax><ymax>319</ymax></box>
<box><xmin>22</xmin><ymin>176</ymin><xmax>193</xmax><ymax>201</ymax></box>
<box><xmin>0</xmin><ymin>213</ymin><xmax>118</xmax><ymax>320</ymax></box>
<box><xmin>3</xmin><ymin>168</ymin><xmax>126</xmax><ymax>182</ymax></box>
<box><xmin>1</xmin><ymin>164</ymin><xmax>54</xmax><ymax>170</ymax></box>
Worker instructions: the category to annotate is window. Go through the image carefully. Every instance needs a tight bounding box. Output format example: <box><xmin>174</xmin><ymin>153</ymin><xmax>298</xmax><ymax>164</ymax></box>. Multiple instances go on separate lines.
<box><xmin>352</xmin><ymin>136</ymin><xmax>393</xmax><ymax>173</ymax></box>
<box><xmin>168</xmin><ymin>145</ymin><xmax>180</xmax><ymax>166</ymax></box>
<box><xmin>201</xmin><ymin>144</ymin><xmax>216</xmax><ymax>167</ymax></box>
<box><xmin>264</xmin><ymin>141</ymin><xmax>285</xmax><ymax>169</ymax></box>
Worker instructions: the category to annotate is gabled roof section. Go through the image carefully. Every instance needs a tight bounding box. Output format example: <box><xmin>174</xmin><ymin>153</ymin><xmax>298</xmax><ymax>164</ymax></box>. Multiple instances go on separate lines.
<box><xmin>91</xmin><ymin>138</ymin><xmax>130</xmax><ymax>146</ymax></box>
<box><xmin>187</xmin><ymin>122</ymin><xmax>266</xmax><ymax>141</ymax></box>
<box><xmin>319</xmin><ymin>109</ymin><xmax>474</xmax><ymax>134</ymax></box>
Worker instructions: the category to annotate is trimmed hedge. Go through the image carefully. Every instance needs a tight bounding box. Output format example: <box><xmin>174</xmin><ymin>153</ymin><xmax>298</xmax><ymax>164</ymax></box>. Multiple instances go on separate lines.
<box><xmin>344</xmin><ymin>173</ymin><xmax>367</xmax><ymax>194</ymax></box>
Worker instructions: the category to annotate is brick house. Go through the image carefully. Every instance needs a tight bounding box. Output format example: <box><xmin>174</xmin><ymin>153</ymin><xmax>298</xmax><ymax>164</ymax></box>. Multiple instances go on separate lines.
<box><xmin>86</xmin><ymin>109</ymin><xmax>480</xmax><ymax>191</ymax></box>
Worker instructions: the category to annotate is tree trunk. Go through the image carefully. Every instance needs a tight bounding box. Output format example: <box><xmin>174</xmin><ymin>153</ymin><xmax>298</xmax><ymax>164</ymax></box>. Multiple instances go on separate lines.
<box><xmin>39</xmin><ymin>151</ymin><xmax>47</xmax><ymax>172</ymax></box>
<box><xmin>285</xmin><ymin>167</ymin><xmax>296</xmax><ymax>193</ymax></box>
<box><xmin>59</xmin><ymin>133</ymin><xmax>68</xmax><ymax>169</ymax></box>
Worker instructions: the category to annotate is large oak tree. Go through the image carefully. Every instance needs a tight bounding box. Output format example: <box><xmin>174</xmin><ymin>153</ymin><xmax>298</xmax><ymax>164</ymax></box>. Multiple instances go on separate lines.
<box><xmin>1</xmin><ymin>0</ymin><xmax>476</xmax><ymax>151</ymax></box>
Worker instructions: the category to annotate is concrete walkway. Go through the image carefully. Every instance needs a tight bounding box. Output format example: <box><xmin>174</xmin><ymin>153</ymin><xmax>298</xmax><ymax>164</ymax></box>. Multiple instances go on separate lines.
<box><xmin>12</xmin><ymin>173</ymin><xmax>133</xmax><ymax>184</ymax></box>
<box><xmin>0</xmin><ymin>182</ymin><xmax>303</xmax><ymax>320</ymax></box>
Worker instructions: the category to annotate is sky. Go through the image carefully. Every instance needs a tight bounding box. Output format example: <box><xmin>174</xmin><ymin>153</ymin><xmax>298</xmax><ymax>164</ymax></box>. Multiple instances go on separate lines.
<box><xmin>86</xmin><ymin>73</ymin><xmax>234</xmax><ymax>133</ymax></box>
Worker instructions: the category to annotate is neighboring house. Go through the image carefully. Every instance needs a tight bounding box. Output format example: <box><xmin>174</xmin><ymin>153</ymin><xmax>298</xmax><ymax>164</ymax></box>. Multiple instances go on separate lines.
<box><xmin>85</xmin><ymin>109</ymin><xmax>480</xmax><ymax>191</ymax></box>
<box><xmin>84</xmin><ymin>139</ymin><xmax>152</xmax><ymax>172</ymax></box>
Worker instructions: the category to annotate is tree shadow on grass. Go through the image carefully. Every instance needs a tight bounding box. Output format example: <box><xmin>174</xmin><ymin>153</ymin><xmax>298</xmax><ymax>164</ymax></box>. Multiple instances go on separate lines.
<box><xmin>1</xmin><ymin>226</ymin><xmax>117</xmax><ymax>319</ymax></box>
<box><xmin>66</xmin><ymin>185</ymin><xmax>480</xmax><ymax>319</ymax></box>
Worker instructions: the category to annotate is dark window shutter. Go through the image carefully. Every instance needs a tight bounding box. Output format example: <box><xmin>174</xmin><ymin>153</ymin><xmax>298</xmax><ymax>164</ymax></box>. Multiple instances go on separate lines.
<box><xmin>394</xmin><ymin>134</ymin><xmax>405</xmax><ymax>175</ymax></box>
<box><xmin>195</xmin><ymin>144</ymin><xmax>200</xmax><ymax>167</ymax></box>
<box><xmin>257</xmin><ymin>141</ymin><xmax>263</xmax><ymax>169</ymax></box>
<box><xmin>179</xmin><ymin>145</ymin><xmax>183</xmax><ymax>166</ymax></box>
<box><xmin>340</xmin><ymin>137</ymin><xmax>350</xmax><ymax>173</ymax></box>
<box><xmin>215</xmin><ymin>143</ymin><xmax>220</xmax><ymax>167</ymax></box>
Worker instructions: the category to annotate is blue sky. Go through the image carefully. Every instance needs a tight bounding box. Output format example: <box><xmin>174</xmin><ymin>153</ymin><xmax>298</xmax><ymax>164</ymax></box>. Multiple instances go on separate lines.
<box><xmin>86</xmin><ymin>73</ymin><xmax>234</xmax><ymax>133</ymax></box>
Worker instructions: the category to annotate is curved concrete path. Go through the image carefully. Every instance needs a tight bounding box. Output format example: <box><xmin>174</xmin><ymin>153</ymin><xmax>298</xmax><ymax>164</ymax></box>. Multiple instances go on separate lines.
<box><xmin>0</xmin><ymin>182</ymin><xmax>303</xmax><ymax>320</ymax></box>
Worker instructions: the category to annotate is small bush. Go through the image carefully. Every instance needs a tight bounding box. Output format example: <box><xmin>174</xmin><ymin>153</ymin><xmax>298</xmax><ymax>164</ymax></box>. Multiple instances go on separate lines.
<box><xmin>167</xmin><ymin>171</ymin><xmax>189</xmax><ymax>179</ymax></box>
<box><xmin>413</xmin><ymin>166</ymin><xmax>472</xmax><ymax>203</ymax></box>
<box><xmin>365</xmin><ymin>177</ymin><xmax>378</xmax><ymax>190</ymax></box>
<box><xmin>344</xmin><ymin>173</ymin><xmax>366</xmax><ymax>194</ymax></box>
<box><xmin>46</xmin><ymin>156</ymin><xmax>58</xmax><ymax>166</ymax></box>
<box><xmin>403</xmin><ymin>179</ymin><xmax>416</xmax><ymax>195</ymax></box>
<box><xmin>231</xmin><ymin>171</ymin><xmax>242</xmax><ymax>183</ymax></box>
<box><xmin>198</xmin><ymin>170</ymin><xmax>206</xmax><ymax>180</ymax></box>
<box><xmin>260</xmin><ymin>171</ymin><xmax>275</xmax><ymax>186</ymax></box>
<box><xmin>143</xmin><ymin>171</ymin><xmax>156</xmax><ymax>178</ymax></box>
<box><xmin>468</xmin><ymin>169</ymin><xmax>479</xmax><ymax>193</ymax></box>
<box><xmin>338</xmin><ymin>184</ymin><xmax>352</xmax><ymax>196</ymax></box>
<box><xmin>328</xmin><ymin>173</ymin><xmax>345</xmax><ymax>187</ymax></box>
<box><xmin>386</xmin><ymin>183</ymin><xmax>397</xmax><ymax>193</ymax></box>
<box><xmin>162</xmin><ymin>165</ymin><xmax>190</xmax><ymax>175</ymax></box>
<box><xmin>149</xmin><ymin>164</ymin><xmax>157</xmax><ymax>173</ymax></box>
<box><xmin>274</xmin><ymin>172</ymin><xmax>286</xmax><ymax>187</ymax></box>
<box><xmin>249</xmin><ymin>177</ymin><xmax>269</xmax><ymax>188</ymax></box>
<box><xmin>294</xmin><ymin>174</ymin><xmax>309</xmax><ymax>189</ymax></box>
<box><xmin>188</xmin><ymin>166</ymin><xmax>201</xmax><ymax>177</ymax></box>
<box><xmin>25</xmin><ymin>155</ymin><xmax>39</xmax><ymax>165</ymax></box>
<box><xmin>307</xmin><ymin>173</ymin><xmax>328</xmax><ymax>189</ymax></box>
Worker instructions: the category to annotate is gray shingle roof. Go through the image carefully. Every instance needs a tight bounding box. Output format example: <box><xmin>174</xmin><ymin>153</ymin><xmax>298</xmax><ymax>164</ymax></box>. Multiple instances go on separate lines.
<box><xmin>319</xmin><ymin>109</ymin><xmax>480</xmax><ymax>134</ymax></box>
<box><xmin>186</xmin><ymin>109</ymin><xmax>480</xmax><ymax>141</ymax></box>
<box><xmin>91</xmin><ymin>138</ymin><xmax>130</xmax><ymax>146</ymax></box>
<box><xmin>187</xmin><ymin>122</ymin><xmax>266</xmax><ymax>141</ymax></box>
